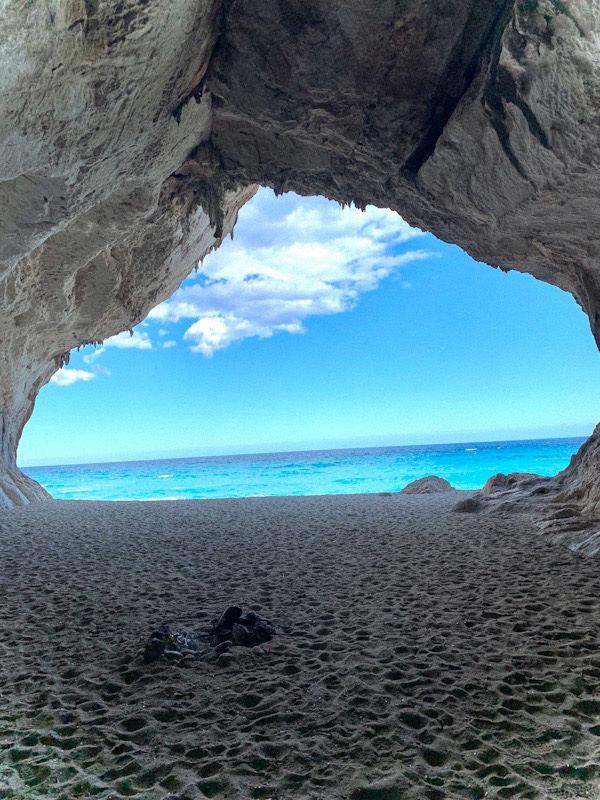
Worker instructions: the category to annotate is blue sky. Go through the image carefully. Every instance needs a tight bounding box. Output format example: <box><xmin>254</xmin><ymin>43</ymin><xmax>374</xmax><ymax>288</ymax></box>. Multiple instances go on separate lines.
<box><xmin>18</xmin><ymin>188</ymin><xmax>600</xmax><ymax>467</ymax></box>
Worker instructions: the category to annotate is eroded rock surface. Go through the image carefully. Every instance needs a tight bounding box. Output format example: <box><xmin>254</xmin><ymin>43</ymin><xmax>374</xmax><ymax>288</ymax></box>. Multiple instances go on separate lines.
<box><xmin>481</xmin><ymin>472</ymin><xmax>541</xmax><ymax>494</ymax></box>
<box><xmin>2</xmin><ymin>0</ymin><xmax>600</xmax><ymax>518</ymax></box>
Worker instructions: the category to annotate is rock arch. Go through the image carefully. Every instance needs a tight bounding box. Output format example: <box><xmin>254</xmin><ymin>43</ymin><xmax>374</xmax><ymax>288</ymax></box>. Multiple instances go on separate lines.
<box><xmin>1</xmin><ymin>0</ymin><xmax>600</xmax><ymax>519</ymax></box>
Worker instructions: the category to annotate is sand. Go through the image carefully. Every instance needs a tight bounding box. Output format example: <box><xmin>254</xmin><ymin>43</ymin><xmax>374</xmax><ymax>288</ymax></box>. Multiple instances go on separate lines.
<box><xmin>0</xmin><ymin>492</ymin><xmax>600</xmax><ymax>800</ymax></box>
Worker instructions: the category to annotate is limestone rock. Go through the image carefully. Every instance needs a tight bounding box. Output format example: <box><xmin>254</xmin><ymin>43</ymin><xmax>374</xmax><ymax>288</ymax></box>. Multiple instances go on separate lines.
<box><xmin>401</xmin><ymin>476</ymin><xmax>455</xmax><ymax>495</ymax></box>
<box><xmin>555</xmin><ymin>422</ymin><xmax>600</xmax><ymax>519</ymax></box>
<box><xmin>481</xmin><ymin>473</ymin><xmax>541</xmax><ymax>494</ymax></box>
<box><xmin>0</xmin><ymin>0</ymin><xmax>599</xmax><ymax>519</ymax></box>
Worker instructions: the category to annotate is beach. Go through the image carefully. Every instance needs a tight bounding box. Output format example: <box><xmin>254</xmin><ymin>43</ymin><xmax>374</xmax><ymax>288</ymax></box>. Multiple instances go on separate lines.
<box><xmin>1</xmin><ymin>492</ymin><xmax>599</xmax><ymax>799</ymax></box>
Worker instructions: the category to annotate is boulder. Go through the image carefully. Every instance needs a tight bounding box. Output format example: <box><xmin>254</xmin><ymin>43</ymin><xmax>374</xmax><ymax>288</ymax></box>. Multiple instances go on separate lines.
<box><xmin>452</xmin><ymin>496</ymin><xmax>482</xmax><ymax>513</ymax></box>
<box><xmin>401</xmin><ymin>476</ymin><xmax>455</xmax><ymax>495</ymax></box>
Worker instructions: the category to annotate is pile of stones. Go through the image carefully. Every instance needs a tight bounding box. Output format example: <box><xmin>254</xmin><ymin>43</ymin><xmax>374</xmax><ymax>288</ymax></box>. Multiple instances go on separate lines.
<box><xmin>142</xmin><ymin>606</ymin><xmax>276</xmax><ymax>664</ymax></box>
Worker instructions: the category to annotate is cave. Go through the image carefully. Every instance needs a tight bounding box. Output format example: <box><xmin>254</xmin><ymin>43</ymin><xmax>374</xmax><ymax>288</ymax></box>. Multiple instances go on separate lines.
<box><xmin>2</xmin><ymin>0</ymin><xmax>600</xmax><ymax>529</ymax></box>
<box><xmin>5</xmin><ymin>4</ymin><xmax>600</xmax><ymax>796</ymax></box>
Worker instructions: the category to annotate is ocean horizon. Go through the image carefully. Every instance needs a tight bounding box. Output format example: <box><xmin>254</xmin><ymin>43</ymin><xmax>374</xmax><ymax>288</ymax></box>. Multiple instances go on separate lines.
<box><xmin>21</xmin><ymin>435</ymin><xmax>586</xmax><ymax>502</ymax></box>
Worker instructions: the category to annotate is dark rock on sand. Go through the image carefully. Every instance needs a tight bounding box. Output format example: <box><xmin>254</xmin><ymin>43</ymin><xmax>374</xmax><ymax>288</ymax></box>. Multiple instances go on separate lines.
<box><xmin>216</xmin><ymin>606</ymin><xmax>243</xmax><ymax>628</ymax></box>
<box><xmin>142</xmin><ymin>624</ymin><xmax>172</xmax><ymax>663</ymax></box>
<box><xmin>209</xmin><ymin>608</ymin><xmax>276</xmax><ymax>649</ymax></box>
<box><xmin>232</xmin><ymin>623</ymin><xmax>250</xmax><ymax>646</ymax></box>
<box><xmin>452</xmin><ymin>496</ymin><xmax>482</xmax><ymax>513</ymax></box>
<box><xmin>141</xmin><ymin>607</ymin><xmax>276</xmax><ymax>665</ymax></box>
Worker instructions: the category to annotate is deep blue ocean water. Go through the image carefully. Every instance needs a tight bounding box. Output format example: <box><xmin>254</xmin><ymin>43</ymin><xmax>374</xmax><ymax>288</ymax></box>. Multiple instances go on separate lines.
<box><xmin>21</xmin><ymin>437</ymin><xmax>586</xmax><ymax>501</ymax></box>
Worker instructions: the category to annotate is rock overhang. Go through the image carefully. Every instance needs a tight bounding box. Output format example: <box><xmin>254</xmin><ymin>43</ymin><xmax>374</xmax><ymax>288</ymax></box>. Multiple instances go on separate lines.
<box><xmin>1</xmin><ymin>0</ymin><xmax>600</xmax><ymax>521</ymax></box>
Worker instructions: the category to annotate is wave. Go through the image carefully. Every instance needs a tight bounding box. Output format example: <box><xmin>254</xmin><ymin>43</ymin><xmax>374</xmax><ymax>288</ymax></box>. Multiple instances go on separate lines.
<box><xmin>23</xmin><ymin>437</ymin><xmax>585</xmax><ymax>498</ymax></box>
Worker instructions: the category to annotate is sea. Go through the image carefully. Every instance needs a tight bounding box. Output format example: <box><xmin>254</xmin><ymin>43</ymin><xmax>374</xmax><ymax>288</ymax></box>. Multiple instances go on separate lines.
<box><xmin>21</xmin><ymin>436</ymin><xmax>586</xmax><ymax>502</ymax></box>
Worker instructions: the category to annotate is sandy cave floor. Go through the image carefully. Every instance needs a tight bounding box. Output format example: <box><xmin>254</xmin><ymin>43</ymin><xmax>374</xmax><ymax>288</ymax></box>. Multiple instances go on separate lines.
<box><xmin>0</xmin><ymin>493</ymin><xmax>600</xmax><ymax>799</ymax></box>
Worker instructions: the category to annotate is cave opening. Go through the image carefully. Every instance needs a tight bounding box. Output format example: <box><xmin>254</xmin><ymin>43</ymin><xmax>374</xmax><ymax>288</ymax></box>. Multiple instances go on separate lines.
<box><xmin>5</xmin><ymin>3</ymin><xmax>600</xmax><ymax>796</ymax></box>
<box><xmin>16</xmin><ymin>189</ymin><xmax>600</xmax><ymax>502</ymax></box>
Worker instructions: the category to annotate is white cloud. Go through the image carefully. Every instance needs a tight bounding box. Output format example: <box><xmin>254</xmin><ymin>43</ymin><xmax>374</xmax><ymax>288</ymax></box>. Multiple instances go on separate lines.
<box><xmin>82</xmin><ymin>347</ymin><xmax>105</xmax><ymax>364</ymax></box>
<box><xmin>104</xmin><ymin>330</ymin><xmax>153</xmax><ymax>350</ymax></box>
<box><xmin>148</xmin><ymin>188</ymin><xmax>435</xmax><ymax>356</ymax></box>
<box><xmin>162</xmin><ymin>340</ymin><xmax>177</xmax><ymax>349</ymax></box>
<box><xmin>158</xmin><ymin>329</ymin><xmax>169</xmax><ymax>337</ymax></box>
<box><xmin>50</xmin><ymin>368</ymin><xmax>95</xmax><ymax>387</ymax></box>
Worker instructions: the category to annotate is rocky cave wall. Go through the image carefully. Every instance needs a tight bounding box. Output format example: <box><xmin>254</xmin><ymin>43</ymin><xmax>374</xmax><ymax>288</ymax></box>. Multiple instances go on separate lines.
<box><xmin>2</xmin><ymin>0</ymin><xmax>600</xmax><ymax>517</ymax></box>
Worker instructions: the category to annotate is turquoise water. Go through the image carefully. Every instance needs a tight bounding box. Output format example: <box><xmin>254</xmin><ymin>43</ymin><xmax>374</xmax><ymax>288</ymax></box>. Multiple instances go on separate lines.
<box><xmin>21</xmin><ymin>437</ymin><xmax>586</xmax><ymax>501</ymax></box>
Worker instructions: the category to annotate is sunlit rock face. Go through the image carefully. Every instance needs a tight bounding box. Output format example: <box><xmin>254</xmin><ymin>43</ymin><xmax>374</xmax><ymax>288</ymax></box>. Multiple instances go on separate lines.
<box><xmin>0</xmin><ymin>0</ymin><xmax>255</xmax><ymax>506</ymax></box>
<box><xmin>1</xmin><ymin>0</ymin><xmax>600</xmax><ymax>514</ymax></box>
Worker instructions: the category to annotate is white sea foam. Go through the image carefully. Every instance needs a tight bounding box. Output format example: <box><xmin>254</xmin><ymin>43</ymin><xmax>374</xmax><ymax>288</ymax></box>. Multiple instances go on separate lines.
<box><xmin>158</xmin><ymin>474</ymin><xmax>173</xmax><ymax>479</ymax></box>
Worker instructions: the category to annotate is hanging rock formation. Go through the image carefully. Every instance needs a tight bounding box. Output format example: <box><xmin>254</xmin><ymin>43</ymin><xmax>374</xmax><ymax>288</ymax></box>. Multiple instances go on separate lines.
<box><xmin>1</xmin><ymin>0</ymin><xmax>600</xmax><ymax>519</ymax></box>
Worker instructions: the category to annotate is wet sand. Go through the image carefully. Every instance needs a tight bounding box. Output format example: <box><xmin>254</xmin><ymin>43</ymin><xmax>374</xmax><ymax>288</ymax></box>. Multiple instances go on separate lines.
<box><xmin>0</xmin><ymin>493</ymin><xmax>599</xmax><ymax>799</ymax></box>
